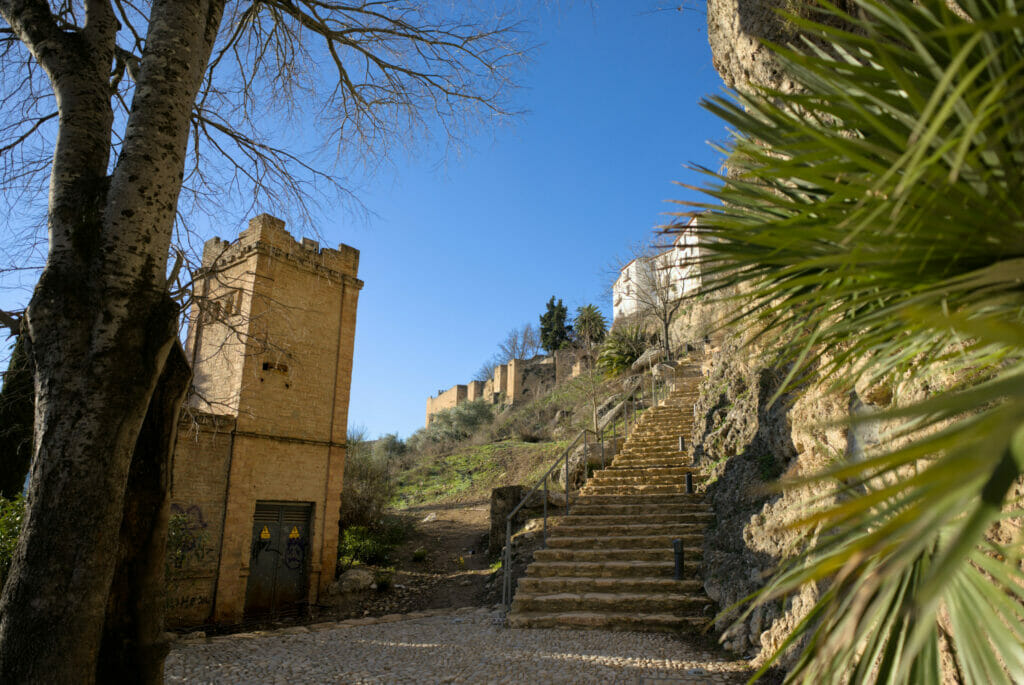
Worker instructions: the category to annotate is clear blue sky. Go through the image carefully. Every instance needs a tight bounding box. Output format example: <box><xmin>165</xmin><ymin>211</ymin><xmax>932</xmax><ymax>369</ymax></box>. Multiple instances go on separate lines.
<box><xmin>0</xmin><ymin>3</ymin><xmax>729</xmax><ymax>441</ymax></box>
<box><xmin>342</xmin><ymin>3</ymin><xmax>728</xmax><ymax>438</ymax></box>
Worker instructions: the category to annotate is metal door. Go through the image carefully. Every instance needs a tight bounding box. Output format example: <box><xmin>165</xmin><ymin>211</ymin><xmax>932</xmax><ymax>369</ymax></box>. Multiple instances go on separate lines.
<box><xmin>244</xmin><ymin>501</ymin><xmax>312</xmax><ymax>618</ymax></box>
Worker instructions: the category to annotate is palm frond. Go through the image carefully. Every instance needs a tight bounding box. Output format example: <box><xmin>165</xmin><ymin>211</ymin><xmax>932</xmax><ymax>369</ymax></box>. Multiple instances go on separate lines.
<box><xmin>679</xmin><ymin>0</ymin><xmax>1024</xmax><ymax>680</ymax></box>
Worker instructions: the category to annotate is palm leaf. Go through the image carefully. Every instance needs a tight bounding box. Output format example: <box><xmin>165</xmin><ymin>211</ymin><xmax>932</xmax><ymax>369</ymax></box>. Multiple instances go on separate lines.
<box><xmin>678</xmin><ymin>0</ymin><xmax>1024</xmax><ymax>681</ymax></box>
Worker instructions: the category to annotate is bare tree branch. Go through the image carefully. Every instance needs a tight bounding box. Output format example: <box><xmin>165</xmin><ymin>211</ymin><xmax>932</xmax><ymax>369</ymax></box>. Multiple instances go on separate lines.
<box><xmin>0</xmin><ymin>308</ymin><xmax>21</xmax><ymax>335</ymax></box>
<box><xmin>0</xmin><ymin>110</ymin><xmax>54</xmax><ymax>155</ymax></box>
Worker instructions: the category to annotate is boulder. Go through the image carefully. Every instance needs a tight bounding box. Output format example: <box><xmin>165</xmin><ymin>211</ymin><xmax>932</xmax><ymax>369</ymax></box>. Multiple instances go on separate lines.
<box><xmin>652</xmin><ymin>362</ymin><xmax>675</xmax><ymax>381</ymax></box>
<box><xmin>489</xmin><ymin>485</ymin><xmax>526</xmax><ymax>555</ymax></box>
<box><xmin>331</xmin><ymin>566</ymin><xmax>375</xmax><ymax>595</ymax></box>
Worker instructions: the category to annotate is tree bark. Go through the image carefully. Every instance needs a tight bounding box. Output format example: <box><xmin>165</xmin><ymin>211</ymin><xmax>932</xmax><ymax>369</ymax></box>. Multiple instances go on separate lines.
<box><xmin>98</xmin><ymin>342</ymin><xmax>190</xmax><ymax>685</ymax></box>
<box><xmin>0</xmin><ymin>335</ymin><xmax>33</xmax><ymax>499</ymax></box>
<box><xmin>0</xmin><ymin>2</ymin><xmax>224</xmax><ymax>681</ymax></box>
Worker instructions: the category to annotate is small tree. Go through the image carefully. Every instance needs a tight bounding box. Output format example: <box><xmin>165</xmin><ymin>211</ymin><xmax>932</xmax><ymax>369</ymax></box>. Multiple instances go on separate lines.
<box><xmin>474</xmin><ymin>355</ymin><xmax>503</xmax><ymax>383</ymax></box>
<box><xmin>573</xmin><ymin>304</ymin><xmax>607</xmax><ymax>351</ymax></box>
<box><xmin>498</xmin><ymin>323</ymin><xmax>542</xmax><ymax>361</ymax></box>
<box><xmin>631</xmin><ymin>251</ymin><xmax>684</xmax><ymax>357</ymax></box>
<box><xmin>339</xmin><ymin>426</ymin><xmax>394</xmax><ymax>532</ymax></box>
<box><xmin>475</xmin><ymin>323</ymin><xmax>542</xmax><ymax>381</ymax></box>
<box><xmin>539</xmin><ymin>296</ymin><xmax>572</xmax><ymax>353</ymax></box>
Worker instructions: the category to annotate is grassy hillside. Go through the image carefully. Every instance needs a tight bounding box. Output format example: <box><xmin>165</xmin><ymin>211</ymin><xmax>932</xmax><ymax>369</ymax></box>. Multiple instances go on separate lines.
<box><xmin>393</xmin><ymin>438</ymin><xmax>567</xmax><ymax>508</ymax></box>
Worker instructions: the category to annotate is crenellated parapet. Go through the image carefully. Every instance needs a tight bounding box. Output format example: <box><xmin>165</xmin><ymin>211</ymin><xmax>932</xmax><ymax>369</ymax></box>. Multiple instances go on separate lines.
<box><xmin>201</xmin><ymin>214</ymin><xmax>362</xmax><ymax>287</ymax></box>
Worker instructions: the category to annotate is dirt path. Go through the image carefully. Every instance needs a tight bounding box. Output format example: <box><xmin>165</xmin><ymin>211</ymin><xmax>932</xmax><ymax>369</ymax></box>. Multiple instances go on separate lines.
<box><xmin>324</xmin><ymin>500</ymin><xmax>495</xmax><ymax>619</ymax></box>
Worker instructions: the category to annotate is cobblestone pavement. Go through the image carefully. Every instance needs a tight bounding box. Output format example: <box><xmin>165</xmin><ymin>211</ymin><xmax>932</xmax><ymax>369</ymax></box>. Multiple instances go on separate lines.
<box><xmin>165</xmin><ymin>606</ymin><xmax>752</xmax><ymax>684</ymax></box>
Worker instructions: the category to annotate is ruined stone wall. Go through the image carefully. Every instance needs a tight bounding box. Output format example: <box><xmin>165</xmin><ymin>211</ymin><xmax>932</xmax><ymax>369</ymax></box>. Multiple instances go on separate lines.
<box><xmin>466</xmin><ymin>381</ymin><xmax>485</xmax><ymax>402</ymax></box>
<box><xmin>507</xmin><ymin>358</ymin><xmax>558</xmax><ymax>405</ymax></box>
<box><xmin>426</xmin><ymin>384</ymin><xmax>468</xmax><ymax>426</ymax></box>
<box><xmin>553</xmin><ymin>349</ymin><xmax>578</xmax><ymax>385</ymax></box>
<box><xmin>426</xmin><ymin>353</ymin><xmax>579</xmax><ymax>425</ymax></box>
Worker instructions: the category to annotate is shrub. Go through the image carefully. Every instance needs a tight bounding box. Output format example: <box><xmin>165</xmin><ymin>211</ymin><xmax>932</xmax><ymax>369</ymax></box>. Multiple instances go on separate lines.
<box><xmin>598</xmin><ymin>325</ymin><xmax>652</xmax><ymax>375</ymax></box>
<box><xmin>489</xmin><ymin>403</ymin><xmax>554</xmax><ymax>443</ymax></box>
<box><xmin>0</xmin><ymin>495</ymin><xmax>24</xmax><ymax>588</ymax></box>
<box><xmin>339</xmin><ymin>429</ymin><xmax>395</xmax><ymax>532</ymax></box>
<box><xmin>338</xmin><ymin>526</ymin><xmax>392</xmax><ymax>567</ymax></box>
<box><xmin>407</xmin><ymin>399</ymin><xmax>494</xmax><ymax>453</ymax></box>
<box><xmin>374</xmin><ymin>567</ymin><xmax>395</xmax><ymax>591</ymax></box>
<box><xmin>337</xmin><ymin>516</ymin><xmax>414</xmax><ymax>571</ymax></box>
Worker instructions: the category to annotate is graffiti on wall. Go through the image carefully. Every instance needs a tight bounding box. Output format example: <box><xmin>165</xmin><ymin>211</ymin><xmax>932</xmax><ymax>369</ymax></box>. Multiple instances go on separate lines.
<box><xmin>167</xmin><ymin>503</ymin><xmax>212</xmax><ymax>570</ymax></box>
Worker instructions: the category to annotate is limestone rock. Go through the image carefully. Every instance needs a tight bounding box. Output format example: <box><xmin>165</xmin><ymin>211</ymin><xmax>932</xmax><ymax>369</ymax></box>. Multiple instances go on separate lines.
<box><xmin>332</xmin><ymin>567</ymin><xmax>375</xmax><ymax>595</ymax></box>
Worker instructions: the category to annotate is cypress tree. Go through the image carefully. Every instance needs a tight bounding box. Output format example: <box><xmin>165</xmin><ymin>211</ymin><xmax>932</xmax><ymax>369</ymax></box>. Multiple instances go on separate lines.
<box><xmin>539</xmin><ymin>296</ymin><xmax>572</xmax><ymax>353</ymax></box>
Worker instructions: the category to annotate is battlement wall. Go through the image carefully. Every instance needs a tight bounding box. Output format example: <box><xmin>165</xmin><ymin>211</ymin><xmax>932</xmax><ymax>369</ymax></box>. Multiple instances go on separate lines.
<box><xmin>426</xmin><ymin>384</ymin><xmax>468</xmax><ymax>425</ymax></box>
<box><xmin>202</xmin><ymin>214</ymin><xmax>360</xmax><ymax>281</ymax></box>
<box><xmin>425</xmin><ymin>350</ymin><xmax>588</xmax><ymax>426</ymax></box>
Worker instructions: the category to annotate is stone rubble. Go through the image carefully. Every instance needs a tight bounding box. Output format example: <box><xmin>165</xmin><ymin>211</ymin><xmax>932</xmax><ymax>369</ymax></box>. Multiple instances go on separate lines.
<box><xmin>164</xmin><ymin>605</ymin><xmax>751</xmax><ymax>684</ymax></box>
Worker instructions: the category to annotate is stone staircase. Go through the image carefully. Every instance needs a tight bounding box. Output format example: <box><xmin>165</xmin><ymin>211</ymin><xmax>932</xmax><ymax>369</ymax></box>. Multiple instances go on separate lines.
<box><xmin>508</xmin><ymin>362</ymin><xmax>713</xmax><ymax>632</ymax></box>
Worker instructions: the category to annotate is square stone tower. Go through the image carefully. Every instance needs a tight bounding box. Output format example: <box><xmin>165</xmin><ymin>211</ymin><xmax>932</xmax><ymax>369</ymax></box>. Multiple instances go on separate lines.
<box><xmin>169</xmin><ymin>214</ymin><xmax>362</xmax><ymax>626</ymax></box>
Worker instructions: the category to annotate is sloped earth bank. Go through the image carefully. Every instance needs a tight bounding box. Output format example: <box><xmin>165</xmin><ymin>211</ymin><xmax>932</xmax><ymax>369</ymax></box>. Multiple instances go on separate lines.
<box><xmin>321</xmin><ymin>501</ymin><xmax>495</xmax><ymax>618</ymax></box>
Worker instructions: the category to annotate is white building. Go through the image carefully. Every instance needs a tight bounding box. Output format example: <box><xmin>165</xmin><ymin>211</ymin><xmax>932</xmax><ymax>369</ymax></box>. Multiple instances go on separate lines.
<box><xmin>613</xmin><ymin>215</ymin><xmax>702</xmax><ymax>322</ymax></box>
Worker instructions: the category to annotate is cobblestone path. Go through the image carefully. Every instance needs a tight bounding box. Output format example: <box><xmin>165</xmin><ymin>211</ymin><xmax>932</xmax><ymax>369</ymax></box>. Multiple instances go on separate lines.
<box><xmin>165</xmin><ymin>606</ymin><xmax>751</xmax><ymax>684</ymax></box>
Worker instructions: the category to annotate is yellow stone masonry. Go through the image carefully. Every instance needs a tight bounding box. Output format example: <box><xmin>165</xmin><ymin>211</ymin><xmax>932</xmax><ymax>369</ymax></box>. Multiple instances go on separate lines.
<box><xmin>168</xmin><ymin>214</ymin><xmax>362</xmax><ymax>627</ymax></box>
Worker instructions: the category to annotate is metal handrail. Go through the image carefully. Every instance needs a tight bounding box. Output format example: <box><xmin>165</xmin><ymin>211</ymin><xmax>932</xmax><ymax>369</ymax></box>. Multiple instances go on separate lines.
<box><xmin>501</xmin><ymin>369</ymin><xmax>669</xmax><ymax>609</ymax></box>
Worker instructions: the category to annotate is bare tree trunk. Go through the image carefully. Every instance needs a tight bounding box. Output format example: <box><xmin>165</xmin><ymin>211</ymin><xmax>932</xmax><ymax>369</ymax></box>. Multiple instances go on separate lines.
<box><xmin>0</xmin><ymin>284</ymin><xmax>180</xmax><ymax>681</ymax></box>
<box><xmin>98</xmin><ymin>342</ymin><xmax>190</xmax><ymax>685</ymax></box>
<box><xmin>0</xmin><ymin>2</ymin><xmax>224</xmax><ymax>681</ymax></box>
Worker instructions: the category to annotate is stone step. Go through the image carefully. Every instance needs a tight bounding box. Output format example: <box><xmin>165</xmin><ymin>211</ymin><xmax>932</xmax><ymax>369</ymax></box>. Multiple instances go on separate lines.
<box><xmin>606</xmin><ymin>456</ymin><xmax>696</xmax><ymax>466</ymax></box>
<box><xmin>575</xmin><ymin>492</ymin><xmax>706</xmax><ymax>506</ymax></box>
<box><xmin>614</xmin><ymin>451</ymin><xmax>690</xmax><ymax>460</ymax></box>
<box><xmin>507</xmin><ymin>611</ymin><xmax>708</xmax><ymax>632</ymax></box>
<box><xmin>589</xmin><ymin>473</ymin><xmax>698</xmax><ymax>487</ymax></box>
<box><xmin>517</xmin><ymin>576</ymin><xmax>703</xmax><ymax>595</ymax></box>
<box><xmin>546</xmin><ymin>533</ymin><xmax>703</xmax><ymax>550</ymax></box>
<box><xmin>552</xmin><ymin>511</ymin><xmax>712</xmax><ymax>526</ymax></box>
<box><xmin>525</xmin><ymin>560</ymin><xmax>695</xmax><ymax>578</ymax></box>
<box><xmin>533</xmin><ymin>547</ymin><xmax>702</xmax><ymax>563</ymax></box>
<box><xmin>615</xmin><ymin>448</ymin><xmax>690</xmax><ymax>456</ymax></box>
<box><xmin>582</xmin><ymin>484</ymin><xmax>696</xmax><ymax>496</ymax></box>
<box><xmin>512</xmin><ymin>591</ymin><xmax>713</xmax><ymax>615</ymax></box>
<box><xmin>570</xmin><ymin>502</ymin><xmax>709</xmax><ymax>517</ymax></box>
<box><xmin>550</xmin><ymin>522</ymin><xmax>707</xmax><ymax>538</ymax></box>
<box><xmin>508</xmin><ymin>362</ymin><xmax>715</xmax><ymax>635</ymax></box>
<box><xmin>601</xmin><ymin>466</ymin><xmax>697</xmax><ymax>478</ymax></box>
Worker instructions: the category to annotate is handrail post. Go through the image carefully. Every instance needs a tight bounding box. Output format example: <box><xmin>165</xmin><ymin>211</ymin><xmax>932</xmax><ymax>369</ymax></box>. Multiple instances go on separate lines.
<box><xmin>564</xmin><ymin>449</ymin><xmax>570</xmax><ymax>516</ymax></box>
<box><xmin>543</xmin><ymin>478</ymin><xmax>548</xmax><ymax>546</ymax></box>
<box><xmin>504</xmin><ymin>518</ymin><xmax>512</xmax><ymax>608</ymax></box>
<box><xmin>585</xmin><ymin>430</ymin><xmax>593</xmax><ymax>483</ymax></box>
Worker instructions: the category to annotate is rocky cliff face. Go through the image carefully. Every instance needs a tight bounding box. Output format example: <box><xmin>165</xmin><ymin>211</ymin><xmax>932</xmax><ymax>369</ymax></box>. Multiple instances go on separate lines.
<box><xmin>697</xmin><ymin>0</ymin><xmax>1012</xmax><ymax>675</ymax></box>
<box><xmin>706</xmin><ymin>0</ymin><xmax>859</xmax><ymax>93</ymax></box>
<box><xmin>706</xmin><ymin>0</ymin><xmax>967</xmax><ymax>94</ymax></box>
<box><xmin>685</xmin><ymin>315</ymin><xmax>849</xmax><ymax>666</ymax></box>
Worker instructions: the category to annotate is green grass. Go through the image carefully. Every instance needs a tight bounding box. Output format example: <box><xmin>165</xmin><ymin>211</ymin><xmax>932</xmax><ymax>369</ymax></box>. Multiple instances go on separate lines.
<box><xmin>392</xmin><ymin>439</ymin><xmax>568</xmax><ymax>508</ymax></box>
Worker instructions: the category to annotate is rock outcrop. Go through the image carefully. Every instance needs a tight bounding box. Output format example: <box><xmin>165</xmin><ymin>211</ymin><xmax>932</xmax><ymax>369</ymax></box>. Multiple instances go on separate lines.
<box><xmin>706</xmin><ymin>0</ymin><xmax>858</xmax><ymax>93</ymax></box>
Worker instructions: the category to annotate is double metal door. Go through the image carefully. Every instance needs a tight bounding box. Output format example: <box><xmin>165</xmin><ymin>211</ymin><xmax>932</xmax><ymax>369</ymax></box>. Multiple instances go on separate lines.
<box><xmin>244</xmin><ymin>501</ymin><xmax>312</xmax><ymax>617</ymax></box>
